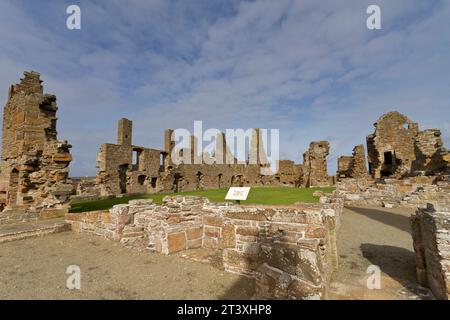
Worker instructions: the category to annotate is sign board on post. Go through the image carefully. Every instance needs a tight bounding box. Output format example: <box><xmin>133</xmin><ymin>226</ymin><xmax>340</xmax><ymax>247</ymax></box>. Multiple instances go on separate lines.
<box><xmin>225</xmin><ymin>187</ymin><xmax>251</xmax><ymax>201</ymax></box>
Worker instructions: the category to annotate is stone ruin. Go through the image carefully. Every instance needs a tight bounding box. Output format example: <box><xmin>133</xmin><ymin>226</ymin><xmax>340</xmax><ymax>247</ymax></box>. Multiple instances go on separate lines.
<box><xmin>332</xmin><ymin>111</ymin><xmax>450</xmax><ymax>299</ymax></box>
<box><xmin>335</xmin><ymin>111</ymin><xmax>449</xmax><ymax>209</ymax></box>
<box><xmin>411</xmin><ymin>202</ymin><xmax>450</xmax><ymax>300</ymax></box>
<box><xmin>95</xmin><ymin>118</ymin><xmax>164</xmax><ymax>197</ymax></box>
<box><xmin>302</xmin><ymin>141</ymin><xmax>331</xmax><ymax>187</ymax></box>
<box><xmin>0</xmin><ymin>72</ymin><xmax>72</xmax><ymax>224</ymax></box>
<box><xmin>74</xmin><ymin>118</ymin><xmax>332</xmax><ymax>199</ymax></box>
<box><xmin>1</xmin><ymin>72</ymin><xmax>449</xmax><ymax>299</ymax></box>
<box><xmin>367</xmin><ymin>111</ymin><xmax>448</xmax><ymax>179</ymax></box>
<box><xmin>66</xmin><ymin>194</ymin><xmax>343</xmax><ymax>299</ymax></box>
<box><xmin>337</xmin><ymin>144</ymin><xmax>367</xmax><ymax>180</ymax></box>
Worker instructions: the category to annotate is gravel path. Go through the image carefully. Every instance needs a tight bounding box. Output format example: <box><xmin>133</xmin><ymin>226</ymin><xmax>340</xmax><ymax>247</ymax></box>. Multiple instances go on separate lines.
<box><xmin>330</xmin><ymin>206</ymin><xmax>432</xmax><ymax>300</ymax></box>
<box><xmin>0</xmin><ymin>232</ymin><xmax>255</xmax><ymax>300</ymax></box>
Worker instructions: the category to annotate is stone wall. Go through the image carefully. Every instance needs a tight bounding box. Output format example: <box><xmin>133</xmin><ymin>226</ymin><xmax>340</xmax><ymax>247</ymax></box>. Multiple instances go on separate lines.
<box><xmin>337</xmin><ymin>145</ymin><xmax>368</xmax><ymax>180</ymax></box>
<box><xmin>412</xmin><ymin>129</ymin><xmax>448</xmax><ymax>175</ymax></box>
<box><xmin>81</xmin><ymin>119</ymin><xmax>331</xmax><ymax>199</ymax></box>
<box><xmin>0</xmin><ymin>71</ymin><xmax>72</xmax><ymax>224</ymax></box>
<box><xmin>411</xmin><ymin>203</ymin><xmax>450</xmax><ymax>300</ymax></box>
<box><xmin>302</xmin><ymin>141</ymin><xmax>331</xmax><ymax>187</ymax></box>
<box><xmin>66</xmin><ymin>195</ymin><xmax>343</xmax><ymax>299</ymax></box>
<box><xmin>337</xmin><ymin>156</ymin><xmax>353</xmax><ymax>179</ymax></box>
<box><xmin>334</xmin><ymin>177</ymin><xmax>450</xmax><ymax>209</ymax></box>
<box><xmin>366</xmin><ymin>111</ymin><xmax>448</xmax><ymax>179</ymax></box>
<box><xmin>95</xmin><ymin>118</ymin><xmax>164</xmax><ymax>197</ymax></box>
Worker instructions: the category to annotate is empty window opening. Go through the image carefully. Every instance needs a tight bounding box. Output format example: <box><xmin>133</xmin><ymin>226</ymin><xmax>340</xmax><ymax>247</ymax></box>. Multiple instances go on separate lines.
<box><xmin>218</xmin><ymin>174</ymin><xmax>223</xmax><ymax>189</ymax></box>
<box><xmin>138</xmin><ymin>175</ymin><xmax>146</xmax><ymax>185</ymax></box>
<box><xmin>196</xmin><ymin>171</ymin><xmax>204</xmax><ymax>189</ymax></box>
<box><xmin>384</xmin><ymin>151</ymin><xmax>393</xmax><ymax>165</ymax></box>
<box><xmin>151</xmin><ymin>177</ymin><xmax>157</xmax><ymax>188</ymax></box>
<box><xmin>118</xmin><ymin>164</ymin><xmax>128</xmax><ymax>194</ymax></box>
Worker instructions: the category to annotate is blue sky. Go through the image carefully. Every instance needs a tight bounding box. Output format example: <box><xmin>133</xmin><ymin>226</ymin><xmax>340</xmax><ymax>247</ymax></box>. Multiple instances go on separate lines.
<box><xmin>0</xmin><ymin>0</ymin><xmax>449</xmax><ymax>176</ymax></box>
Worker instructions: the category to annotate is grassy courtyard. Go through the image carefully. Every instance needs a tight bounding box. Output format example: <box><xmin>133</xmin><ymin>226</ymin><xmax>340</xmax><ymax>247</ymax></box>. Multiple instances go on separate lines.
<box><xmin>69</xmin><ymin>187</ymin><xmax>334</xmax><ymax>213</ymax></box>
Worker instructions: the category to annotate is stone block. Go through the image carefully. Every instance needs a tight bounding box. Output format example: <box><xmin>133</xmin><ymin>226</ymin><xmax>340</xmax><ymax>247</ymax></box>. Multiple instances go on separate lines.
<box><xmin>186</xmin><ymin>226</ymin><xmax>202</xmax><ymax>240</ymax></box>
<box><xmin>167</xmin><ymin>231</ymin><xmax>187</xmax><ymax>254</ymax></box>
<box><xmin>219</xmin><ymin>224</ymin><xmax>236</xmax><ymax>249</ymax></box>
<box><xmin>223</xmin><ymin>249</ymin><xmax>261</xmax><ymax>272</ymax></box>
<box><xmin>260</xmin><ymin>243</ymin><xmax>323</xmax><ymax>285</ymax></box>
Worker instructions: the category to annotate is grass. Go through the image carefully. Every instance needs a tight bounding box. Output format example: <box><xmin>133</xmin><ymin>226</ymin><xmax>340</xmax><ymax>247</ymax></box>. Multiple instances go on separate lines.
<box><xmin>69</xmin><ymin>186</ymin><xmax>335</xmax><ymax>213</ymax></box>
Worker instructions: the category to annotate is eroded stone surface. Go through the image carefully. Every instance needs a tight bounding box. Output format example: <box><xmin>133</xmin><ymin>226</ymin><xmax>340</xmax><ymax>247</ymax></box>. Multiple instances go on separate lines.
<box><xmin>0</xmin><ymin>72</ymin><xmax>72</xmax><ymax>224</ymax></box>
<box><xmin>66</xmin><ymin>195</ymin><xmax>343</xmax><ymax>300</ymax></box>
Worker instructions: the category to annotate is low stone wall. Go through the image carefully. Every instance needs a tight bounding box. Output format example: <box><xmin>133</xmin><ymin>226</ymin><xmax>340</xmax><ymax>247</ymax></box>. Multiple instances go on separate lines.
<box><xmin>411</xmin><ymin>203</ymin><xmax>450</xmax><ymax>300</ymax></box>
<box><xmin>65</xmin><ymin>196</ymin><xmax>343</xmax><ymax>300</ymax></box>
<box><xmin>0</xmin><ymin>209</ymin><xmax>39</xmax><ymax>225</ymax></box>
<box><xmin>334</xmin><ymin>177</ymin><xmax>450</xmax><ymax>208</ymax></box>
<box><xmin>0</xmin><ymin>207</ymin><xmax>68</xmax><ymax>225</ymax></box>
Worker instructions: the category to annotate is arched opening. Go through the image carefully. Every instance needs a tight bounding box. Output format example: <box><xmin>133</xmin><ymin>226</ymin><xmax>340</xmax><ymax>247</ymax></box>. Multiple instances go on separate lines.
<box><xmin>196</xmin><ymin>171</ymin><xmax>204</xmax><ymax>190</ymax></box>
<box><xmin>151</xmin><ymin>177</ymin><xmax>157</xmax><ymax>189</ymax></box>
<box><xmin>138</xmin><ymin>175</ymin><xmax>146</xmax><ymax>185</ymax></box>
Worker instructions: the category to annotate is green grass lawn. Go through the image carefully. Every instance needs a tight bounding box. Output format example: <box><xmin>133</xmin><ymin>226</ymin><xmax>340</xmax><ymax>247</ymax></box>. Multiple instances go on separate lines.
<box><xmin>69</xmin><ymin>187</ymin><xmax>335</xmax><ymax>213</ymax></box>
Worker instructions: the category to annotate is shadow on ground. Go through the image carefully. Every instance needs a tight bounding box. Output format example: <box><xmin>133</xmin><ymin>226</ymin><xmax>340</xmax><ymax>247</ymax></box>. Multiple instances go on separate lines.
<box><xmin>217</xmin><ymin>276</ymin><xmax>256</xmax><ymax>300</ymax></box>
<box><xmin>347</xmin><ymin>206</ymin><xmax>412</xmax><ymax>233</ymax></box>
<box><xmin>361</xmin><ymin>243</ymin><xmax>417</xmax><ymax>288</ymax></box>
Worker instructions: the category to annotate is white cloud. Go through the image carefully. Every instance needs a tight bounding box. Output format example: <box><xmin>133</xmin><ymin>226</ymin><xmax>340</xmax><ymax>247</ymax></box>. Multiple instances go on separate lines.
<box><xmin>0</xmin><ymin>0</ymin><xmax>449</xmax><ymax>176</ymax></box>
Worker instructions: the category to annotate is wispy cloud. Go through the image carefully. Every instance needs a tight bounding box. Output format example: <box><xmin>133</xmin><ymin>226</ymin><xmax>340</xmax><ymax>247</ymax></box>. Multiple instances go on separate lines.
<box><xmin>0</xmin><ymin>0</ymin><xmax>449</xmax><ymax>176</ymax></box>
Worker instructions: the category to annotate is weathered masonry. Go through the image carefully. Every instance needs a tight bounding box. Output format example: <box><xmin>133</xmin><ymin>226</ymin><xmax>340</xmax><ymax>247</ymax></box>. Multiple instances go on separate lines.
<box><xmin>303</xmin><ymin>141</ymin><xmax>331</xmax><ymax>187</ymax></box>
<box><xmin>66</xmin><ymin>195</ymin><xmax>343</xmax><ymax>299</ymax></box>
<box><xmin>0</xmin><ymin>71</ymin><xmax>72</xmax><ymax>224</ymax></box>
<box><xmin>411</xmin><ymin>202</ymin><xmax>450</xmax><ymax>300</ymax></box>
<box><xmin>96</xmin><ymin>118</ymin><xmax>165</xmax><ymax>197</ymax></box>
<box><xmin>337</xmin><ymin>144</ymin><xmax>368</xmax><ymax>180</ymax></box>
<box><xmin>366</xmin><ymin>111</ymin><xmax>448</xmax><ymax>179</ymax></box>
<box><xmin>81</xmin><ymin>119</ymin><xmax>332</xmax><ymax>198</ymax></box>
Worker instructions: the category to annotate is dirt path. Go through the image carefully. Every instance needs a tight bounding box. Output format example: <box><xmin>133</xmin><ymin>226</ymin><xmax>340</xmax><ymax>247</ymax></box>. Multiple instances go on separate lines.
<box><xmin>330</xmin><ymin>206</ymin><xmax>432</xmax><ymax>300</ymax></box>
<box><xmin>0</xmin><ymin>206</ymin><xmax>433</xmax><ymax>300</ymax></box>
<box><xmin>0</xmin><ymin>232</ymin><xmax>255</xmax><ymax>300</ymax></box>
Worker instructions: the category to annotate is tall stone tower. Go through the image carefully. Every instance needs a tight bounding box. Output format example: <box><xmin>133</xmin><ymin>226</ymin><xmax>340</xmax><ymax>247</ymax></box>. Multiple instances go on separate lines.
<box><xmin>0</xmin><ymin>71</ymin><xmax>72</xmax><ymax>220</ymax></box>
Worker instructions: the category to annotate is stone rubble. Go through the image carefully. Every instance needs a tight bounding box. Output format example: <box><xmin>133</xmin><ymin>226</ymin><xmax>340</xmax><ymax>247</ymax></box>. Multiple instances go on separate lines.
<box><xmin>66</xmin><ymin>195</ymin><xmax>343</xmax><ymax>300</ymax></box>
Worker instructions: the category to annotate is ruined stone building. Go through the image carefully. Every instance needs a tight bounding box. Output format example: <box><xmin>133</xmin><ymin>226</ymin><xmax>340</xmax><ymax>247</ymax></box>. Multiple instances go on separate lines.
<box><xmin>87</xmin><ymin>119</ymin><xmax>332</xmax><ymax>198</ymax></box>
<box><xmin>337</xmin><ymin>144</ymin><xmax>368</xmax><ymax>180</ymax></box>
<box><xmin>66</xmin><ymin>194</ymin><xmax>344</xmax><ymax>299</ymax></box>
<box><xmin>0</xmin><ymin>72</ymin><xmax>72</xmax><ymax>223</ymax></box>
<box><xmin>366</xmin><ymin>111</ymin><xmax>448</xmax><ymax>179</ymax></box>
<box><xmin>302</xmin><ymin>141</ymin><xmax>331</xmax><ymax>187</ymax></box>
<box><xmin>96</xmin><ymin>118</ymin><xmax>165</xmax><ymax>197</ymax></box>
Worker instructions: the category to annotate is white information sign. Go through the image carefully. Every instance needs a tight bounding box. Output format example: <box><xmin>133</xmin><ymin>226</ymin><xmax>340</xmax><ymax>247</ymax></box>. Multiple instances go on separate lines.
<box><xmin>225</xmin><ymin>187</ymin><xmax>251</xmax><ymax>201</ymax></box>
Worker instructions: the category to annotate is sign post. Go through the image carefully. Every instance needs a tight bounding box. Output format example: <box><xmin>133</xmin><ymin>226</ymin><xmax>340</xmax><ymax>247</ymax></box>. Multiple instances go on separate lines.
<box><xmin>225</xmin><ymin>187</ymin><xmax>251</xmax><ymax>205</ymax></box>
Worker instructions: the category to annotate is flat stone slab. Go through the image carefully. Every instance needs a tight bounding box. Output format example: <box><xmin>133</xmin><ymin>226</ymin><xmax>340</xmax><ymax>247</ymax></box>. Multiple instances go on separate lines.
<box><xmin>0</xmin><ymin>218</ymin><xmax>70</xmax><ymax>243</ymax></box>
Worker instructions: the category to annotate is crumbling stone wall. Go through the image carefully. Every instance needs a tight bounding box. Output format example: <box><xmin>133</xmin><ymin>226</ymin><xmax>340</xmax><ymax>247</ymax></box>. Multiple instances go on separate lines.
<box><xmin>302</xmin><ymin>141</ymin><xmax>331</xmax><ymax>187</ymax></box>
<box><xmin>71</xmin><ymin>177</ymin><xmax>101</xmax><ymax>201</ymax></box>
<box><xmin>81</xmin><ymin>120</ymin><xmax>331</xmax><ymax>199</ymax></box>
<box><xmin>337</xmin><ymin>156</ymin><xmax>353</xmax><ymax>179</ymax></box>
<box><xmin>0</xmin><ymin>71</ymin><xmax>72</xmax><ymax>223</ymax></box>
<box><xmin>411</xmin><ymin>202</ymin><xmax>450</xmax><ymax>300</ymax></box>
<box><xmin>412</xmin><ymin>129</ymin><xmax>448</xmax><ymax>175</ymax></box>
<box><xmin>337</xmin><ymin>145</ymin><xmax>368</xmax><ymax>180</ymax></box>
<box><xmin>95</xmin><ymin>118</ymin><xmax>165</xmax><ymax>197</ymax></box>
<box><xmin>66</xmin><ymin>195</ymin><xmax>343</xmax><ymax>300</ymax></box>
<box><xmin>366</xmin><ymin>111</ymin><xmax>448</xmax><ymax>179</ymax></box>
<box><xmin>335</xmin><ymin>177</ymin><xmax>450</xmax><ymax>209</ymax></box>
